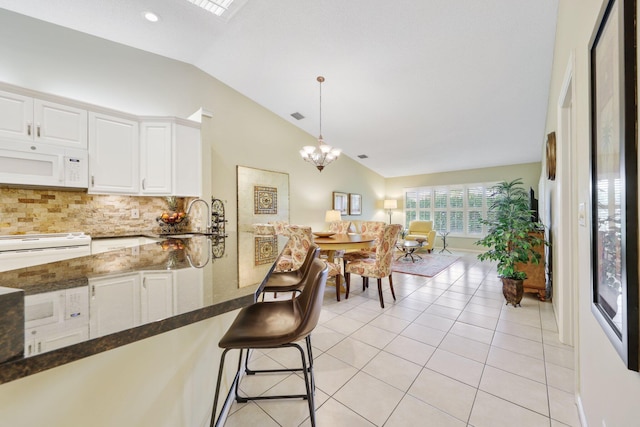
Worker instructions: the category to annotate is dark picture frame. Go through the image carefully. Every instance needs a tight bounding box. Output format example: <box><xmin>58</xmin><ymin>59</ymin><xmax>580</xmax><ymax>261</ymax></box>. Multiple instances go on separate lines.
<box><xmin>332</xmin><ymin>191</ymin><xmax>348</xmax><ymax>215</ymax></box>
<box><xmin>349</xmin><ymin>193</ymin><xmax>362</xmax><ymax>215</ymax></box>
<box><xmin>589</xmin><ymin>0</ymin><xmax>638</xmax><ymax>371</ymax></box>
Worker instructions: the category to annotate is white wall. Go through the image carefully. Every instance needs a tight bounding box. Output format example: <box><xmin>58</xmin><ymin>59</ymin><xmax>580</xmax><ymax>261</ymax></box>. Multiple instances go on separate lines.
<box><xmin>0</xmin><ymin>9</ymin><xmax>386</xmax><ymax>233</ymax></box>
<box><xmin>543</xmin><ymin>1</ymin><xmax>640</xmax><ymax>426</ymax></box>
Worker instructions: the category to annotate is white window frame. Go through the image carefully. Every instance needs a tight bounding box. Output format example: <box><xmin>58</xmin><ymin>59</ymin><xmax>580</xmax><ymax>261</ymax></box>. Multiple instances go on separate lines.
<box><xmin>404</xmin><ymin>182</ymin><xmax>498</xmax><ymax>237</ymax></box>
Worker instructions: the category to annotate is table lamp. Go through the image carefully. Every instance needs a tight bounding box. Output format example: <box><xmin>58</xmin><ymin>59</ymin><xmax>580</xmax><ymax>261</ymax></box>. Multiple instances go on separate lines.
<box><xmin>383</xmin><ymin>199</ymin><xmax>397</xmax><ymax>224</ymax></box>
<box><xmin>325</xmin><ymin>209</ymin><xmax>341</xmax><ymax>229</ymax></box>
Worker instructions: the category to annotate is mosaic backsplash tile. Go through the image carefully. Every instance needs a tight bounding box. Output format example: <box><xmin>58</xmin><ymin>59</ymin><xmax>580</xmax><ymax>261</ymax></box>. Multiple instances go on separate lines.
<box><xmin>0</xmin><ymin>188</ymin><xmax>192</xmax><ymax>237</ymax></box>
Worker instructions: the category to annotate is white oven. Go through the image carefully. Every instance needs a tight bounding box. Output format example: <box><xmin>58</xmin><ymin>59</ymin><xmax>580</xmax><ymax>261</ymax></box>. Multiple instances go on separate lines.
<box><xmin>0</xmin><ymin>232</ymin><xmax>91</xmax><ymax>272</ymax></box>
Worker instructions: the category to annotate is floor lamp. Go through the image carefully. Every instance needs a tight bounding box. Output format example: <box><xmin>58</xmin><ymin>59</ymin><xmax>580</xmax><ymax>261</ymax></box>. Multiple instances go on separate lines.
<box><xmin>383</xmin><ymin>199</ymin><xmax>397</xmax><ymax>224</ymax></box>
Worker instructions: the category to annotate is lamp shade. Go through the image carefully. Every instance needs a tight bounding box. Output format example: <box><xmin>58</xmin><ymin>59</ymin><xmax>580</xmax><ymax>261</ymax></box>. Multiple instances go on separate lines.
<box><xmin>383</xmin><ymin>199</ymin><xmax>398</xmax><ymax>210</ymax></box>
<box><xmin>325</xmin><ymin>210</ymin><xmax>342</xmax><ymax>222</ymax></box>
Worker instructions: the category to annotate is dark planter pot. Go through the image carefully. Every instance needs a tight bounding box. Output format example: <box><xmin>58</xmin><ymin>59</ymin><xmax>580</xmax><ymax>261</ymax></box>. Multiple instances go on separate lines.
<box><xmin>501</xmin><ymin>277</ymin><xmax>524</xmax><ymax>307</ymax></box>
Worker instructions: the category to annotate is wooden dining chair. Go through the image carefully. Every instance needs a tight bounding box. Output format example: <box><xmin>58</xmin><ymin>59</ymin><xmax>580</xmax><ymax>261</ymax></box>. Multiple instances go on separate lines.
<box><xmin>344</xmin><ymin>224</ymin><xmax>403</xmax><ymax>308</ymax></box>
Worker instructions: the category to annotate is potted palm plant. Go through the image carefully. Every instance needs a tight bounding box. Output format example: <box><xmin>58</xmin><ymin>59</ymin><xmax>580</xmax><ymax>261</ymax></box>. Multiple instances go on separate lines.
<box><xmin>475</xmin><ymin>179</ymin><xmax>547</xmax><ymax>306</ymax></box>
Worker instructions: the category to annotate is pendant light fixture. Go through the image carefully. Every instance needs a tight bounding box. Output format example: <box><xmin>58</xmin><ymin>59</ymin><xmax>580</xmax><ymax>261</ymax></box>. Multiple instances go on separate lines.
<box><xmin>299</xmin><ymin>76</ymin><xmax>341</xmax><ymax>172</ymax></box>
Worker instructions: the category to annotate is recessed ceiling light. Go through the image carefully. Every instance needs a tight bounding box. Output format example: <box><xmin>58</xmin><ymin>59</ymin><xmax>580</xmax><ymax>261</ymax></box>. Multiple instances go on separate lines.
<box><xmin>143</xmin><ymin>11</ymin><xmax>159</xmax><ymax>22</ymax></box>
<box><xmin>357</xmin><ymin>154</ymin><xmax>369</xmax><ymax>159</ymax></box>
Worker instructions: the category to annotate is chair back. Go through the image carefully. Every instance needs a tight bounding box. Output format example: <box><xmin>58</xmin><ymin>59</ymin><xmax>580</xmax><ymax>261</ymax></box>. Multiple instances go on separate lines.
<box><xmin>374</xmin><ymin>224</ymin><xmax>403</xmax><ymax>276</ymax></box>
<box><xmin>408</xmin><ymin>220</ymin><xmax>433</xmax><ymax>234</ymax></box>
<box><xmin>296</xmin><ymin>244</ymin><xmax>320</xmax><ymax>280</ymax></box>
<box><xmin>328</xmin><ymin>221</ymin><xmax>351</xmax><ymax>234</ymax></box>
<box><xmin>293</xmin><ymin>258</ymin><xmax>329</xmax><ymax>338</ymax></box>
<box><xmin>360</xmin><ymin>221</ymin><xmax>386</xmax><ymax>252</ymax></box>
<box><xmin>282</xmin><ymin>225</ymin><xmax>313</xmax><ymax>270</ymax></box>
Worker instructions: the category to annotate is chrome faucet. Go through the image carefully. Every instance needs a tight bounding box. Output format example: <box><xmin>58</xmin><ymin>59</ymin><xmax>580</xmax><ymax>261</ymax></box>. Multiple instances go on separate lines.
<box><xmin>187</xmin><ymin>198</ymin><xmax>211</xmax><ymax>233</ymax></box>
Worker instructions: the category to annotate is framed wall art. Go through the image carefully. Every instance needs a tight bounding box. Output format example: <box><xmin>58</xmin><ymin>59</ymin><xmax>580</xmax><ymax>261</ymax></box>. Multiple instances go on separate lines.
<box><xmin>589</xmin><ymin>0</ymin><xmax>638</xmax><ymax>371</ymax></box>
<box><xmin>349</xmin><ymin>193</ymin><xmax>362</xmax><ymax>215</ymax></box>
<box><xmin>332</xmin><ymin>191</ymin><xmax>348</xmax><ymax>215</ymax></box>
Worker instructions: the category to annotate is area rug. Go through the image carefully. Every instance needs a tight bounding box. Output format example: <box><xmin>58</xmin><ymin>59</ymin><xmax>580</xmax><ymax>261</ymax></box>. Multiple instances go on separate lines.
<box><xmin>391</xmin><ymin>253</ymin><xmax>460</xmax><ymax>277</ymax></box>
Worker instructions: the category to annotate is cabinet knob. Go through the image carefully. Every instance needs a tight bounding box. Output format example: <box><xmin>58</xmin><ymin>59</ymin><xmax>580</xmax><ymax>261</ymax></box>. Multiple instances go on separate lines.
<box><xmin>27</xmin><ymin>123</ymin><xmax>32</xmax><ymax>136</ymax></box>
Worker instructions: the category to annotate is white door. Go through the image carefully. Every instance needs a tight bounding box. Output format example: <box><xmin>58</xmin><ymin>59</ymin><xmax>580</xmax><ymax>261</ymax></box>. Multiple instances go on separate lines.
<box><xmin>173</xmin><ymin>123</ymin><xmax>202</xmax><ymax>197</ymax></box>
<box><xmin>88</xmin><ymin>112</ymin><xmax>139</xmax><ymax>194</ymax></box>
<box><xmin>89</xmin><ymin>274</ymin><xmax>141</xmax><ymax>337</ymax></box>
<box><xmin>34</xmin><ymin>99</ymin><xmax>87</xmax><ymax>148</ymax></box>
<box><xmin>0</xmin><ymin>90</ymin><xmax>33</xmax><ymax>141</ymax></box>
<box><xmin>140</xmin><ymin>121</ymin><xmax>172</xmax><ymax>195</ymax></box>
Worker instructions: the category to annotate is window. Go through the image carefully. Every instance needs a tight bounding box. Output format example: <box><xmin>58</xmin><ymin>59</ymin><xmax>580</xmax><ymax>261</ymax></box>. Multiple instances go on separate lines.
<box><xmin>404</xmin><ymin>182</ymin><xmax>497</xmax><ymax>237</ymax></box>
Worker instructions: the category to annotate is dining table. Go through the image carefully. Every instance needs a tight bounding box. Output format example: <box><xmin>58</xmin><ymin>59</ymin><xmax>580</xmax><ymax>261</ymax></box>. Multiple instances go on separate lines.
<box><xmin>312</xmin><ymin>233</ymin><xmax>376</xmax><ymax>263</ymax></box>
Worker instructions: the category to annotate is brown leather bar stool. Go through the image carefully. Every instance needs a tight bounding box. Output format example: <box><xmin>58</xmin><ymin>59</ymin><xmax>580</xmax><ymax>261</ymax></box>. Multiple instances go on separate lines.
<box><xmin>261</xmin><ymin>245</ymin><xmax>320</xmax><ymax>299</ymax></box>
<box><xmin>210</xmin><ymin>258</ymin><xmax>328</xmax><ymax>427</ymax></box>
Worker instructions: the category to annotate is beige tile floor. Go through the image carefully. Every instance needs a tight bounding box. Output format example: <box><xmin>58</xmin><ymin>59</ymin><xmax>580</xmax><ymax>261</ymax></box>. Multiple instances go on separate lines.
<box><xmin>223</xmin><ymin>251</ymin><xmax>581</xmax><ymax>427</ymax></box>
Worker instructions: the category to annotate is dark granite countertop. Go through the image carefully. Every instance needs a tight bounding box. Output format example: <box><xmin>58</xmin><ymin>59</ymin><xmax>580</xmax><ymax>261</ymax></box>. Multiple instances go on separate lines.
<box><xmin>0</xmin><ymin>231</ymin><xmax>286</xmax><ymax>384</ymax></box>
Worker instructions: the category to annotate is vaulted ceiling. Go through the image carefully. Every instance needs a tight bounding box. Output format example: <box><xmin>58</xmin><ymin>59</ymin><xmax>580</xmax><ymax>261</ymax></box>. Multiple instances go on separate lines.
<box><xmin>0</xmin><ymin>0</ymin><xmax>558</xmax><ymax>178</ymax></box>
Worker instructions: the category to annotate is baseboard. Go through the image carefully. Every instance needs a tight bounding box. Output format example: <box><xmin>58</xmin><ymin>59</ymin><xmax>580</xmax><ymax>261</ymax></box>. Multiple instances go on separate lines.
<box><xmin>576</xmin><ymin>391</ymin><xmax>588</xmax><ymax>427</ymax></box>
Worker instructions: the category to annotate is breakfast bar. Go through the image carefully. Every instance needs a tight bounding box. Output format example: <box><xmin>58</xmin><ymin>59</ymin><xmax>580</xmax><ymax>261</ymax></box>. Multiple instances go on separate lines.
<box><xmin>0</xmin><ymin>232</ymin><xmax>286</xmax><ymax>385</ymax></box>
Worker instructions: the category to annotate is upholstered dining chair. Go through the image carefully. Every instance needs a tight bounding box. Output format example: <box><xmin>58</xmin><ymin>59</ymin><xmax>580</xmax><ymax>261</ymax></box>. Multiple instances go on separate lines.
<box><xmin>319</xmin><ymin>220</ymin><xmax>351</xmax><ymax>263</ymax></box>
<box><xmin>262</xmin><ymin>245</ymin><xmax>320</xmax><ymax>299</ymax></box>
<box><xmin>344</xmin><ymin>224</ymin><xmax>403</xmax><ymax>308</ymax></box>
<box><xmin>341</xmin><ymin>221</ymin><xmax>386</xmax><ymax>268</ymax></box>
<box><xmin>210</xmin><ymin>258</ymin><xmax>328</xmax><ymax>427</ymax></box>
<box><xmin>274</xmin><ymin>225</ymin><xmax>313</xmax><ymax>272</ymax></box>
<box><xmin>324</xmin><ymin>259</ymin><xmax>345</xmax><ymax>301</ymax></box>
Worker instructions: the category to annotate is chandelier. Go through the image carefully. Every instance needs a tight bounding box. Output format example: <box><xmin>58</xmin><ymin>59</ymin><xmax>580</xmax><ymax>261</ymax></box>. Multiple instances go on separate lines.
<box><xmin>299</xmin><ymin>76</ymin><xmax>341</xmax><ymax>172</ymax></box>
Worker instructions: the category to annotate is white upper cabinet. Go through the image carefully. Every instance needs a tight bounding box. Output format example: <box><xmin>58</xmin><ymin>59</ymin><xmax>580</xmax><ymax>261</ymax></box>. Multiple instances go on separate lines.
<box><xmin>0</xmin><ymin>89</ymin><xmax>87</xmax><ymax>148</ymax></box>
<box><xmin>173</xmin><ymin>123</ymin><xmax>201</xmax><ymax>198</ymax></box>
<box><xmin>140</xmin><ymin>119</ymin><xmax>201</xmax><ymax>197</ymax></box>
<box><xmin>140</xmin><ymin>121</ymin><xmax>172</xmax><ymax>195</ymax></box>
<box><xmin>88</xmin><ymin>112</ymin><xmax>139</xmax><ymax>194</ymax></box>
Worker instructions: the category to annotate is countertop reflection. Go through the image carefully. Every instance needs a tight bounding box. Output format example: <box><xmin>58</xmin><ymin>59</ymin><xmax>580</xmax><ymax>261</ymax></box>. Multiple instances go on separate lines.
<box><xmin>0</xmin><ymin>232</ymin><xmax>287</xmax><ymax>385</ymax></box>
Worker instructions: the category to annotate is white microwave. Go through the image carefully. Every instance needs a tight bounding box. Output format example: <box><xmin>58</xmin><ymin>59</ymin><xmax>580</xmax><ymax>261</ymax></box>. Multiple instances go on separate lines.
<box><xmin>0</xmin><ymin>140</ymin><xmax>88</xmax><ymax>188</ymax></box>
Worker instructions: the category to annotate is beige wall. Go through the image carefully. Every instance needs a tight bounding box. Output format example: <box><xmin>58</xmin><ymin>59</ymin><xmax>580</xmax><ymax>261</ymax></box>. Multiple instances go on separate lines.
<box><xmin>541</xmin><ymin>1</ymin><xmax>640</xmax><ymax>426</ymax></box>
<box><xmin>385</xmin><ymin>162</ymin><xmax>542</xmax><ymax>250</ymax></box>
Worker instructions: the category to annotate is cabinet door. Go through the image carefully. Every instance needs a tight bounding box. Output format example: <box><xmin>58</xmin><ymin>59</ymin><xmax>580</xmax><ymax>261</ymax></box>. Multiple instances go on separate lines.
<box><xmin>140</xmin><ymin>272</ymin><xmax>174</xmax><ymax>322</ymax></box>
<box><xmin>173</xmin><ymin>124</ymin><xmax>202</xmax><ymax>197</ymax></box>
<box><xmin>89</xmin><ymin>274</ymin><xmax>141</xmax><ymax>338</ymax></box>
<box><xmin>140</xmin><ymin>121</ymin><xmax>172</xmax><ymax>195</ymax></box>
<box><xmin>34</xmin><ymin>99</ymin><xmax>88</xmax><ymax>148</ymax></box>
<box><xmin>88</xmin><ymin>112</ymin><xmax>139</xmax><ymax>194</ymax></box>
<box><xmin>0</xmin><ymin>90</ymin><xmax>33</xmax><ymax>141</ymax></box>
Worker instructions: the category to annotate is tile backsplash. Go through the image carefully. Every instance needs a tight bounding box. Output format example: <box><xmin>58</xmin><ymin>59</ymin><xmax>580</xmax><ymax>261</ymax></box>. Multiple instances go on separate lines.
<box><xmin>0</xmin><ymin>187</ymin><xmax>192</xmax><ymax>237</ymax></box>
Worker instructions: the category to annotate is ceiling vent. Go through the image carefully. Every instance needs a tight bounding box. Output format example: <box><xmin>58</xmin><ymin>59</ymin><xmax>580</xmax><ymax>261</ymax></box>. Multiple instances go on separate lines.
<box><xmin>186</xmin><ymin>0</ymin><xmax>248</xmax><ymax>21</ymax></box>
<box><xmin>291</xmin><ymin>112</ymin><xmax>305</xmax><ymax>120</ymax></box>
<box><xmin>357</xmin><ymin>154</ymin><xmax>369</xmax><ymax>159</ymax></box>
